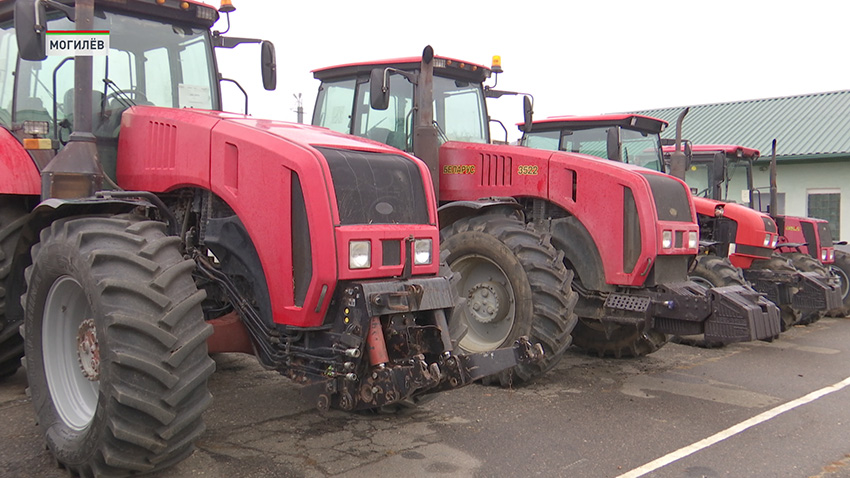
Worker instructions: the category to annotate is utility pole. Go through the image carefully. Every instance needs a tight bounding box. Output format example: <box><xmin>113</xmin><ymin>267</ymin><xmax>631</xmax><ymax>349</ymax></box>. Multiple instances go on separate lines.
<box><xmin>293</xmin><ymin>93</ymin><xmax>304</xmax><ymax>123</ymax></box>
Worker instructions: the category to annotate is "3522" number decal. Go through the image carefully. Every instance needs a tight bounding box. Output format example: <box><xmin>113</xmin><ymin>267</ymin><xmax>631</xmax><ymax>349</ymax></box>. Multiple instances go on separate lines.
<box><xmin>517</xmin><ymin>165</ymin><xmax>538</xmax><ymax>175</ymax></box>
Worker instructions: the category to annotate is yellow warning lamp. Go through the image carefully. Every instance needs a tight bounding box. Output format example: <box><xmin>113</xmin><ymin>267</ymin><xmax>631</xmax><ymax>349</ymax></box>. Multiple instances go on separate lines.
<box><xmin>491</xmin><ymin>55</ymin><xmax>503</xmax><ymax>74</ymax></box>
<box><xmin>220</xmin><ymin>0</ymin><xmax>236</xmax><ymax>13</ymax></box>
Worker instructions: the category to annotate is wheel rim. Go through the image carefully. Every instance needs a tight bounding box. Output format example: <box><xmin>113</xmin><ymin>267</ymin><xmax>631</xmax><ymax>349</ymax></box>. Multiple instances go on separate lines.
<box><xmin>829</xmin><ymin>264</ymin><xmax>850</xmax><ymax>300</ymax></box>
<box><xmin>452</xmin><ymin>254</ymin><xmax>516</xmax><ymax>352</ymax></box>
<box><xmin>42</xmin><ymin>276</ymin><xmax>99</xmax><ymax>431</ymax></box>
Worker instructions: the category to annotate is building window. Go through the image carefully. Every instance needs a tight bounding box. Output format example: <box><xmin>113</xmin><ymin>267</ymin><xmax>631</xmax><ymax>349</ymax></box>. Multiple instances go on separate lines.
<box><xmin>807</xmin><ymin>190</ymin><xmax>840</xmax><ymax>240</ymax></box>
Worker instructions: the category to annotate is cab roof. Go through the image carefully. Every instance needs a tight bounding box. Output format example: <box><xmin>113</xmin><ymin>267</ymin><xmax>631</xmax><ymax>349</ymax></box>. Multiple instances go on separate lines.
<box><xmin>0</xmin><ymin>0</ymin><xmax>219</xmax><ymax>28</ymax></box>
<box><xmin>523</xmin><ymin>114</ymin><xmax>667</xmax><ymax>134</ymax></box>
<box><xmin>662</xmin><ymin>144</ymin><xmax>760</xmax><ymax>159</ymax></box>
<box><xmin>312</xmin><ymin>55</ymin><xmax>491</xmax><ymax>83</ymax></box>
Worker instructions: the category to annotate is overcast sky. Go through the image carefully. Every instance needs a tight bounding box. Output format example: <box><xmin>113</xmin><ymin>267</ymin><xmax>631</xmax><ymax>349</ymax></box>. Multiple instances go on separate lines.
<box><xmin>213</xmin><ymin>0</ymin><xmax>850</xmax><ymax>142</ymax></box>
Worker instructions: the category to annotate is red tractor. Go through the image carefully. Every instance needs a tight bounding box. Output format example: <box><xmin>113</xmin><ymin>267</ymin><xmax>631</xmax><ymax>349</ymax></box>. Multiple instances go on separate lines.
<box><xmin>521</xmin><ymin>113</ymin><xmax>843</xmax><ymax>329</ymax></box>
<box><xmin>680</xmin><ymin>142</ymin><xmax>849</xmax><ymax>319</ymax></box>
<box><xmin>311</xmin><ymin>47</ymin><xmax>779</xmax><ymax>363</ymax></box>
<box><xmin>0</xmin><ymin>2</ymin><xmax>539</xmax><ymax>476</ymax></box>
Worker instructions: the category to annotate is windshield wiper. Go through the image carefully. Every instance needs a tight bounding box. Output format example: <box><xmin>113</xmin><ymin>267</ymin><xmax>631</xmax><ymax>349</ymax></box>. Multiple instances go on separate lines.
<box><xmin>102</xmin><ymin>78</ymin><xmax>136</xmax><ymax>108</ymax></box>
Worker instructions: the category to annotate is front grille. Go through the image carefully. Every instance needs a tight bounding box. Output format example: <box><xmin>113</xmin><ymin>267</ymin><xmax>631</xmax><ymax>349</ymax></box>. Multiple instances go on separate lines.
<box><xmin>318</xmin><ymin>147</ymin><xmax>430</xmax><ymax>225</ymax></box>
<box><xmin>382</xmin><ymin>239</ymin><xmax>401</xmax><ymax>266</ymax></box>
<box><xmin>802</xmin><ymin>221</ymin><xmax>817</xmax><ymax>258</ymax></box>
<box><xmin>818</xmin><ymin>222</ymin><xmax>833</xmax><ymax>246</ymax></box>
<box><xmin>762</xmin><ymin>217</ymin><xmax>777</xmax><ymax>233</ymax></box>
<box><xmin>640</xmin><ymin>173</ymin><xmax>691</xmax><ymax>223</ymax></box>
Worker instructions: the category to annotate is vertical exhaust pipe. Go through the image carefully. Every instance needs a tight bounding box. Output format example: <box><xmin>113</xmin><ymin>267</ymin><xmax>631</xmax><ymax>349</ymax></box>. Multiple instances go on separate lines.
<box><xmin>769</xmin><ymin>139</ymin><xmax>778</xmax><ymax>215</ymax></box>
<box><xmin>668</xmin><ymin>107</ymin><xmax>689</xmax><ymax>180</ymax></box>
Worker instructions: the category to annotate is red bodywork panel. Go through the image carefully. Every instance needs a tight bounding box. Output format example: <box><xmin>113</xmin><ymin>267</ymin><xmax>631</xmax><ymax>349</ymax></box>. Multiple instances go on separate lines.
<box><xmin>438</xmin><ymin>141</ymin><xmax>698</xmax><ymax>287</ymax></box>
<box><xmin>777</xmin><ymin>215</ymin><xmax>835</xmax><ymax>264</ymax></box>
<box><xmin>0</xmin><ymin>128</ymin><xmax>40</xmax><ymax>195</ymax></box>
<box><xmin>693</xmin><ymin>197</ymin><xmax>777</xmax><ymax>269</ymax></box>
<box><xmin>117</xmin><ymin>106</ymin><xmax>439</xmax><ymax>327</ymax></box>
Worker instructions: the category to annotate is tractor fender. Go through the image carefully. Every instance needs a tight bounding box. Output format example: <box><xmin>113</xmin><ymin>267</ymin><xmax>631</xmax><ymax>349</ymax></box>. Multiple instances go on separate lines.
<box><xmin>437</xmin><ymin>197</ymin><xmax>523</xmax><ymax>230</ymax></box>
<box><xmin>5</xmin><ymin>196</ymin><xmax>150</xmax><ymax>330</ymax></box>
<box><xmin>0</xmin><ymin>129</ymin><xmax>40</xmax><ymax>195</ymax></box>
<box><xmin>549</xmin><ymin>215</ymin><xmax>609</xmax><ymax>292</ymax></box>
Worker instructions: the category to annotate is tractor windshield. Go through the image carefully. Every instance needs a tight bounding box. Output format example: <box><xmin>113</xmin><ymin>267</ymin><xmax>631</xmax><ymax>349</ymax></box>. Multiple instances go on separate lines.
<box><xmin>9</xmin><ymin>9</ymin><xmax>218</xmax><ymax>140</ymax></box>
<box><xmin>314</xmin><ymin>72</ymin><xmax>488</xmax><ymax>152</ymax></box>
<box><xmin>524</xmin><ymin>126</ymin><xmax>663</xmax><ymax>168</ymax></box>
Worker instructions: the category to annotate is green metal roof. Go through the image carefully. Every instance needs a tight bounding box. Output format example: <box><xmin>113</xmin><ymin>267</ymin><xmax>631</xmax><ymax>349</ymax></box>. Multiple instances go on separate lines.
<box><xmin>627</xmin><ymin>90</ymin><xmax>850</xmax><ymax>162</ymax></box>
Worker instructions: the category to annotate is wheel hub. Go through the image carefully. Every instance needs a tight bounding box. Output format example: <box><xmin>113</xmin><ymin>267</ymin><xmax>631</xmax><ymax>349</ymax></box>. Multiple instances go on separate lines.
<box><xmin>467</xmin><ymin>281</ymin><xmax>510</xmax><ymax>324</ymax></box>
<box><xmin>77</xmin><ymin>318</ymin><xmax>100</xmax><ymax>381</ymax></box>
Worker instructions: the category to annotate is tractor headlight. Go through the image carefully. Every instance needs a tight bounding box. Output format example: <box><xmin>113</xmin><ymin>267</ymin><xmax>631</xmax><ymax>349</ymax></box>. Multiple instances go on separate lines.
<box><xmin>764</xmin><ymin>233</ymin><xmax>772</xmax><ymax>247</ymax></box>
<box><xmin>770</xmin><ymin>235</ymin><xmax>778</xmax><ymax>248</ymax></box>
<box><xmin>822</xmin><ymin>249</ymin><xmax>828</xmax><ymax>262</ymax></box>
<box><xmin>662</xmin><ymin>230</ymin><xmax>673</xmax><ymax>249</ymax></box>
<box><xmin>349</xmin><ymin>240</ymin><xmax>371</xmax><ymax>269</ymax></box>
<box><xmin>688</xmin><ymin>231</ymin><xmax>698</xmax><ymax>249</ymax></box>
<box><xmin>413</xmin><ymin>238</ymin><xmax>433</xmax><ymax>265</ymax></box>
<box><xmin>728</xmin><ymin>243</ymin><xmax>737</xmax><ymax>255</ymax></box>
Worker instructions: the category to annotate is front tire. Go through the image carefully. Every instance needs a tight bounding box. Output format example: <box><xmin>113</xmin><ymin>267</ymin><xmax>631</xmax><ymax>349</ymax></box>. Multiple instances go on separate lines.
<box><xmin>0</xmin><ymin>198</ymin><xmax>29</xmax><ymax>380</ymax></box>
<box><xmin>782</xmin><ymin>251</ymin><xmax>831</xmax><ymax>325</ymax></box>
<box><xmin>441</xmin><ymin>210</ymin><xmax>577</xmax><ymax>385</ymax></box>
<box><xmin>23</xmin><ymin>215</ymin><xmax>215</xmax><ymax>477</ymax></box>
<box><xmin>827</xmin><ymin>250</ymin><xmax>850</xmax><ymax>317</ymax></box>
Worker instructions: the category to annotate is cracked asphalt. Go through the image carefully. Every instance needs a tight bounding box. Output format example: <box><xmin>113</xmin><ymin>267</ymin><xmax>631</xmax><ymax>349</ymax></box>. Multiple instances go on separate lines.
<box><xmin>4</xmin><ymin>316</ymin><xmax>850</xmax><ymax>477</ymax></box>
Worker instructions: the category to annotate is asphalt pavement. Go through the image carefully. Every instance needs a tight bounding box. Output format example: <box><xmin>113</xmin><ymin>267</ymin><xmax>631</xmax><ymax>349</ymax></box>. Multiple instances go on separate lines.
<box><xmin>3</xmin><ymin>316</ymin><xmax>850</xmax><ymax>477</ymax></box>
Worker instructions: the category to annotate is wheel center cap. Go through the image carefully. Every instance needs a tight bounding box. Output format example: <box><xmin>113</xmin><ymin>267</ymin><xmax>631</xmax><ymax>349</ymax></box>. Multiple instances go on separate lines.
<box><xmin>77</xmin><ymin>318</ymin><xmax>100</xmax><ymax>381</ymax></box>
<box><xmin>467</xmin><ymin>281</ymin><xmax>510</xmax><ymax>324</ymax></box>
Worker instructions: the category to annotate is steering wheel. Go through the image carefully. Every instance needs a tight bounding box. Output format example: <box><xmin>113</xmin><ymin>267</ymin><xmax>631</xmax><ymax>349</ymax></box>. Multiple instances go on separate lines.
<box><xmin>105</xmin><ymin>89</ymin><xmax>148</xmax><ymax>107</ymax></box>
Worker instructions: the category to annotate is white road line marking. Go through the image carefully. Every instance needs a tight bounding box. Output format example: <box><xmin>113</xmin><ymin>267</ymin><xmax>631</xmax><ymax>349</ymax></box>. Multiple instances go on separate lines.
<box><xmin>616</xmin><ymin>375</ymin><xmax>850</xmax><ymax>478</ymax></box>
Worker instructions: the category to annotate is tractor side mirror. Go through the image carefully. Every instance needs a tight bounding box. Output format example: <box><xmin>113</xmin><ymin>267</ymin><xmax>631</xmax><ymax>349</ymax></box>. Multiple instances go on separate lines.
<box><xmin>712</xmin><ymin>152</ymin><xmax>726</xmax><ymax>184</ymax></box>
<box><xmin>606</xmin><ymin>126</ymin><xmax>621</xmax><ymax>161</ymax></box>
<box><xmin>369</xmin><ymin>68</ymin><xmax>390</xmax><ymax>111</ymax></box>
<box><xmin>260</xmin><ymin>40</ymin><xmax>276</xmax><ymax>91</ymax></box>
<box><xmin>16</xmin><ymin>0</ymin><xmax>46</xmax><ymax>61</ymax></box>
<box><xmin>521</xmin><ymin>95</ymin><xmax>533</xmax><ymax>133</ymax></box>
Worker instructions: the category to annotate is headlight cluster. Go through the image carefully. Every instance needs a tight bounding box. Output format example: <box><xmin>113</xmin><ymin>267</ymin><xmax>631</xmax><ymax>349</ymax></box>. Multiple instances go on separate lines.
<box><xmin>761</xmin><ymin>234</ymin><xmax>778</xmax><ymax>248</ymax></box>
<box><xmin>348</xmin><ymin>238</ymin><xmax>433</xmax><ymax>269</ymax></box>
<box><xmin>728</xmin><ymin>243</ymin><xmax>737</xmax><ymax>255</ymax></box>
<box><xmin>688</xmin><ymin>231</ymin><xmax>698</xmax><ymax>249</ymax></box>
<box><xmin>821</xmin><ymin>248</ymin><xmax>834</xmax><ymax>262</ymax></box>
<box><xmin>414</xmin><ymin>239</ymin><xmax>433</xmax><ymax>265</ymax></box>
<box><xmin>662</xmin><ymin>230</ymin><xmax>673</xmax><ymax>249</ymax></box>
<box><xmin>349</xmin><ymin>240</ymin><xmax>371</xmax><ymax>269</ymax></box>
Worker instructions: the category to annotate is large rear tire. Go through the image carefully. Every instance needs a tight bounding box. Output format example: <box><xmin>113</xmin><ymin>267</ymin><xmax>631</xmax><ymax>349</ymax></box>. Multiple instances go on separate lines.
<box><xmin>441</xmin><ymin>210</ymin><xmax>577</xmax><ymax>385</ymax></box>
<box><xmin>782</xmin><ymin>251</ymin><xmax>831</xmax><ymax>325</ymax></box>
<box><xmin>0</xmin><ymin>199</ymin><xmax>28</xmax><ymax>380</ymax></box>
<box><xmin>23</xmin><ymin>215</ymin><xmax>215</xmax><ymax>477</ymax></box>
<box><xmin>826</xmin><ymin>250</ymin><xmax>850</xmax><ymax>317</ymax></box>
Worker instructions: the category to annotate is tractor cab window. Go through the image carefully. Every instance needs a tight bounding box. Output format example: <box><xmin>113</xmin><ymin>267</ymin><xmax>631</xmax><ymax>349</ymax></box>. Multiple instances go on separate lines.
<box><xmin>313</xmin><ymin>78</ymin><xmax>356</xmax><ymax>134</ymax></box>
<box><xmin>620</xmin><ymin>128</ymin><xmax>662</xmax><ymax>169</ymax></box>
<box><xmin>432</xmin><ymin>76</ymin><xmax>487</xmax><ymax>144</ymax></box>
<box><xmin>684</xmin><ymin>161</ymin><xmax>712</xmax><ymax>198</ymax></box>
<box><xmin>522</xmin><ymin>129</ymin><xmax>560</xmax><ymax>150</ymax></box>
<box><xmin>353</xmin><ymin>74</ymin><xmax>412</xmax><ymax>151</ymax></box>
<box><xmin>13</xmin><ymin>9</ymin><xmax>217</xmax><ymax>177</ymax></box>
<box><xmin>0</xmin><ymin>22</ymin><xmax>17</xmax><ymax>128</ymax></box>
